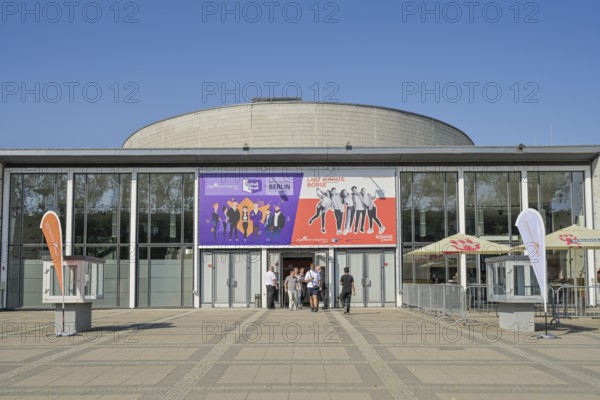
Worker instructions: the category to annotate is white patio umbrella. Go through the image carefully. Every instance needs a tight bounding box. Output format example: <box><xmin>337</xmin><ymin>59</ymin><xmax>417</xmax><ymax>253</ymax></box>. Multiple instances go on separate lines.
<box><xmin>405</xmin><ymin>233</ymin><xmax>512</xmax><ymax>256</ymax></box>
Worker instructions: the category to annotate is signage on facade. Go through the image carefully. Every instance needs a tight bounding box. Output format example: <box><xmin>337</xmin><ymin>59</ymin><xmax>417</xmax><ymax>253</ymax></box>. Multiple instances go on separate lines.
<box><xmin>198</xmin><ymin>168</ymin><xmax>396</xmax><ymax>246</ymax></box>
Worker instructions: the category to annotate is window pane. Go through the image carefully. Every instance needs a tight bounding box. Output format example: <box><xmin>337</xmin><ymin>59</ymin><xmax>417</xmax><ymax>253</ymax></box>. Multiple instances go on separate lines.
<box><xmin>86</xmin><ymin>174</ymin><xmax>120</xmax><ymax>244</ymax></box>
<box><xmin>476</xmin><ymin>172</ymin><xmax>509</xmax><ymax>236</ymax></box>
<box><xmin>150</xmin><ymin>175</ymin><xmax>182</xmax><ymax>243</ymax></box>
<box><xmin>400</xmin><ymin>174</ymin><xmax>412</xmax><ymax>243</ymax></box>
<box><xmin>150</xmin><ymin>247</ymin><xmax>182</xmax><ymax>307</ymax></box>
<box><xmin>413</xmin><ymin>173</ymin><xmax>445</xmax><ymax>242</ymax></box>
<box><xmin>9</xmin><ymin>175</ymin><xmax>23</xmax><ymax>245</ymax></box>
<box><xmin>183</xmin><ymin>173</ymin><xmax>194</xmax><ymax>244</ymax></box>
<box><xmin>527</xmin><ymin>171</ymin><xmax>539</xmax><ymax>210</ymax></box>
<box><xmin>6</xmin><ymin>246</ymin><xmax>22</xmax><ymax>308</ymax></box>
<box><xmin>120</xmin><ymin>175</ymin><xmax>132</xmax><ymax>243</ymax></box>
<box><xmin>22</xmin><ymin>174</ymin><xmax>67</xmax><ymax>244</ymax></box>
<box><xmin>464</xmin><ymin>173</ymin><xmax>475</xmax><ymax>235</ymax></box>
<box><xmin>540</xmin><ymin>172</ymin><xmax>572</xmax><ymax>233</ymax></box>
<box><xmin>182</xmin><ymin>246</ymin><xmax>194</xmax><ymax>307</ymax></box>
<box><xmin>138</xmin><ymin>174</ymin><xmax>149</xmax><ymax>243</ymax></box>
<box><xmin>509</xmin><ymin>172</ymin><xmax>521</xmax><ymax>240</ymax></box>
<box><xmin>74</xmin><ymin>175</ymin><xmax>86</xmax><ymax>244</ymax></box>
<box><xmin>86</xmin><ymin>246</ymin><xmax>118</xmax><ymax>307</ymax></box>
<box><xmin>572</xmin><ymin>172</ymin><xmax>584</xmax><ymax>224</ymax></box>
<box><xmin>137</xmin><ymin>247</ymin><xmax>149</xmax><ymax>307</ymax></box>
<box><xmin>22</xmin><ymin>247</ymin><xmax>50</xmax><ymax>308</ymax></box>
<box><xmin>446</xmin><ymin>173</ymin><xmax>458</xmax><ymax>236</ymax></box>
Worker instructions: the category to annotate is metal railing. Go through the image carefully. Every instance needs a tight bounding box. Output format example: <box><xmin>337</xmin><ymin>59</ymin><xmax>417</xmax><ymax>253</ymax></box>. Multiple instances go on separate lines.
<box><xmin>402</xmin><ymin>283</ymin><xmax>466</xmax><ymax>322</ymax></box>
<box><xmin>545</xmin><ymin>285</ymin><xmax>600</xmax><ymax>322</ymax></box>
<box><xmin>465</xmin><ymin>284</ymin><xmax>498</xmax><ymax>314</ymax></box>
<box><xmin>404</xmin><ymin>283</ymin><xmax>600</xmax><ymax>325</ymax></box>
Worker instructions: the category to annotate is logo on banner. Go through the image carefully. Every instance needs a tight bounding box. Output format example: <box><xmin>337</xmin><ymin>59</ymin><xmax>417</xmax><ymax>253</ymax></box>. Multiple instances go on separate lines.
<box><xmin>559</xmin><ymin>234</ymin><xmax>583</xmax><ymax>248</ymax></box>
<box><xmin>448</xmin><ymin>239</ymin><xmax>480</xmax><ymax>253</ymax></box>
<box><xmin>242</xmin><ymin>179</ymin><xmax>262</xmax><ymax>194</ymax></box>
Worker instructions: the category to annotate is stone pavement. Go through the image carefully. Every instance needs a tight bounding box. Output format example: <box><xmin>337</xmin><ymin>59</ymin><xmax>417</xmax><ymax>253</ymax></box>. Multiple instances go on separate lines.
<box><xmin>1</xmin><ymin>307</ymin><xmax>600</xmax><ymax>399</ymax></box>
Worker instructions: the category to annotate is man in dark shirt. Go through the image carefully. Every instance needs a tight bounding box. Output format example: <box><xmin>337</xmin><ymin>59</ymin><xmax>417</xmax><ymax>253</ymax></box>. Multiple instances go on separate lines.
<box><xmin>339</xmin><ymin>267</ymin><xmax>356</xmax><ymax>315</ymax></box>
<box><xmin>317</xmin><ymin>265</ymin><xmax>329</xmax><ymax>310</ymax></box>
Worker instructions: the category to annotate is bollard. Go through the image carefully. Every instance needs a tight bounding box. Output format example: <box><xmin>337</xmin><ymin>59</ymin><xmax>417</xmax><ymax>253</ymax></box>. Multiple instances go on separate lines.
<box><xmin>255</xmin><ymin>294</ymin><xmax>261</xmax><ymax>308</ymax></box>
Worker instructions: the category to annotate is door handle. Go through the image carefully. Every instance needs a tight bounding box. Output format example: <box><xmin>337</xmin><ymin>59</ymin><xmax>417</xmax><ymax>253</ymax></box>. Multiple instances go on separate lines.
<box><xmin>226</xmin><ymin>278</ymin><xmax>230</xmax><ymax>287</ymax></box>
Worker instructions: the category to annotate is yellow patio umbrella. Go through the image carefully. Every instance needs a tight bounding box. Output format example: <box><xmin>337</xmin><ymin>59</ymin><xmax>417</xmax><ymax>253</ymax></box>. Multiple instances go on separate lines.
<box><xmin>513</xmin><ymin>224</ymin><xmax>600</xmax><ymax>251</ymax></box>
<box><xmin>404</xmin><ymin>233</ymin><xmax>512</xmax><ymax>256</ymax></box>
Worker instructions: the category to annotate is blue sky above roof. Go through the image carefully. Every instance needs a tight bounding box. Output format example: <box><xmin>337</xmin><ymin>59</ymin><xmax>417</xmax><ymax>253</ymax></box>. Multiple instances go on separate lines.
<box><xmin>1</xmin><ymin>0</ymin><xmax>598</xmax><ymax>148</ymax></box>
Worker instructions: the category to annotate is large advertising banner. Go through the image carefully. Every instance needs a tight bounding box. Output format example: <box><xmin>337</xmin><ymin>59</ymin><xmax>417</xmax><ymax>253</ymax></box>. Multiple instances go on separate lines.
<box><xmin>199</xmin><ymin>168</ymin><xmax>396</xmax><ymax>247</ymax></box>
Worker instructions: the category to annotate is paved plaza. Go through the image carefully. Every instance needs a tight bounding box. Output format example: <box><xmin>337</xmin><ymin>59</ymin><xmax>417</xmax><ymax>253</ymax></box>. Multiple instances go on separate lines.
<box><xmin>1</xmin><ymin>307</ymin><xmax>600</xmax><ymax>399</ymax></box>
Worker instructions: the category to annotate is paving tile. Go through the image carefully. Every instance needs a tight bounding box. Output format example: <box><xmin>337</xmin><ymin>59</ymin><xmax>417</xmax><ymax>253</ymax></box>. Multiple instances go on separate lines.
<box><xmin>2</xmin><ymin>308</ymin><xmax>600</xmax><ymax>400</ymax></box>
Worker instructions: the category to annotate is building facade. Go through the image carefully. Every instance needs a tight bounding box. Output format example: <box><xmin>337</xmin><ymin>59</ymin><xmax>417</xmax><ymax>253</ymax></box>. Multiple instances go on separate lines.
<box><xmin>1</xmin><ymin>102</ymin><xmax>599</xmax><ymax>309</ymax></box>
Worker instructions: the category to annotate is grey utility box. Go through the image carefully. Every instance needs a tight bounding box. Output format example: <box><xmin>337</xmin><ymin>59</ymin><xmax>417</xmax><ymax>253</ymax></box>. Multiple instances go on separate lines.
<box><xmin>486</xmin><ymin>255</ymin><xmax>542</xmax><ymax>332</ymax></box>
<box><xmin>42</xmin><ymin>256</ymin><xmax>105</xmax><ymax>336</ymax></box>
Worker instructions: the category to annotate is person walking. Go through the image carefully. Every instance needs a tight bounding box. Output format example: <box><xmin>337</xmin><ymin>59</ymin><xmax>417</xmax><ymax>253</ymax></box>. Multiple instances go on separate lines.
<box><xmin>265</xmin><ymin>265</ymin><xmax>278</xmax><ymax>310</ymax></box>
<box><xmin>317</xmin><ymin>265</ymin><xmax>329</xmax><ymax>310</ymax></box>
<box><xmin>284</xmin><ymin>269</ymin><xmax>298</xmax><ymax>311</ymax></box>
<box><xmin>305</xmin><ymin>263</ymin><xmax>321</xmax><ymax>312</ymax></box>
<box><xmin>339</xmin><ymin>267</ymin><xmax>356</xmax><ymax>314</ymax></box>
<box><xmin>296</xmin><ymin>267</ymin><xmax>305</xmax><ymax>309</ymax></box>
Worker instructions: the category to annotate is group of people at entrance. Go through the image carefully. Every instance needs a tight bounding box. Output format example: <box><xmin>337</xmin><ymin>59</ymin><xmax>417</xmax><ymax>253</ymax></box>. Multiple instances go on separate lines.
<box><xmin>265</xmin><ymin>263</ymin><xmax>356</xmax><ymax>314</ymax></box>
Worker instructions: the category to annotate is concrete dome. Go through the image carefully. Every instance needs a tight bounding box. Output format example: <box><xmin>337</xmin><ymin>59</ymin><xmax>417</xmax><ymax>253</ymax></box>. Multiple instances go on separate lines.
<box><xmin>123</xmin><ymin>102</ymin><xmax>474</xmax><ymax>148</ymax></box>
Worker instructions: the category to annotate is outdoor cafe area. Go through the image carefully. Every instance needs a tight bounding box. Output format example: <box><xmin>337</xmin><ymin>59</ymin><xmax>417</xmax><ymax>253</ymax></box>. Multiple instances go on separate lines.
<box><xmin>401</xmin><ymin>226</ymin><xmax>600</xmax><ymax>328</ymax></box>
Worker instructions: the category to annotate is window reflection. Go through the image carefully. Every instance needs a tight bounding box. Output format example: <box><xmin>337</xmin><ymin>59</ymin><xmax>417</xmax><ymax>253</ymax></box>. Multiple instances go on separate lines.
<box><xmin>74</xmin><ymin>174</ymin><xmax>131</xmax><ymax>244</ymax></box>
<box><xmin>9</xmin><ymin>174</ymin><xmax>67</xmax><ymax>245</ymax></box>
<box><xmin>464</xmin><ymin>172</ymin><xmax>520</xmax><ymax>239</ymax></box>
<box><xmin>138</xmin><ymin>173</ymin><xmax>194</xmax><ymax>244</ymax></box>
<box><xmin>401</xmin><ymin>172</ymin><xmax>457</xmax><ymax>244</ymax></box>
<box><xmin>528</xmin><ymin>171</ymin><xmax>584</xmax><ymax>233</ymax></box>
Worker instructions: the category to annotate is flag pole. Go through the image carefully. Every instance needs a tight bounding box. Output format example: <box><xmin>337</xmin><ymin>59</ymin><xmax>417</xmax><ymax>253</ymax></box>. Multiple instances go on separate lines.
<box><xmin>61</xmin><ymin>261</ymin><xmax>65</xmax><ymax>336</ymax></box>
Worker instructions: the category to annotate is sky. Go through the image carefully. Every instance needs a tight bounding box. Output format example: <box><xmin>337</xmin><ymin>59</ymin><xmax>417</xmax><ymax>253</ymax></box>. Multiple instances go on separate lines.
<box><xmin>1</xmin><ymin>0</ymin><xmax>599</xmax><ymax>149</ymax></box>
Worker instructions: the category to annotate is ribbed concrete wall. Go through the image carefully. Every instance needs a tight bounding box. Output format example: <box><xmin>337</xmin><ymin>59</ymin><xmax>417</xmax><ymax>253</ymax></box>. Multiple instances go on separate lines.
<box><xmin>123</xmin><ymin>103</ymin><xmax>474</xmax><ymax>149</ymax></box>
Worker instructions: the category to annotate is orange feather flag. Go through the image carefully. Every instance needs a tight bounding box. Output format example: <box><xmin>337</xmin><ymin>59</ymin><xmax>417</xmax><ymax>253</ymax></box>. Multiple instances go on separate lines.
<box><xmin>40</xmin><ymin>211</ymin><xmax>64</xmax><ymax>296</ymax></box>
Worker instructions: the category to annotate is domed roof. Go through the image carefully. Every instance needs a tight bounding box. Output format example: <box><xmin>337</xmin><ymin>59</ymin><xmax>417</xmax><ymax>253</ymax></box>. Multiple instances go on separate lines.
<box><xmin>123</xmin><ymin>102</ymin><xmax>474</xmax><ymax>149</ymax></box>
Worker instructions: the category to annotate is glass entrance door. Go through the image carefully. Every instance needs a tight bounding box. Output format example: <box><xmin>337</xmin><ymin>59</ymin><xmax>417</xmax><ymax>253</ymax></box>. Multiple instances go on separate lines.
<box><xmin>201</xmin><ymin>251</ymin><xmax>255</xmax><ymax>307</ymax></box>
<box><xmin>366</xmin><ymin>252</ymin><xmax>382</xmax><ymax>305</ymax></box>
<box><xmin>335</xmin><ymin>250</ymin><xmax>387</xmax><ymax>307</ymax></box>
<box><xmin>214</xmin><ymin>253</ymin><xmax>230</xmax><ymax>307</ymax></box>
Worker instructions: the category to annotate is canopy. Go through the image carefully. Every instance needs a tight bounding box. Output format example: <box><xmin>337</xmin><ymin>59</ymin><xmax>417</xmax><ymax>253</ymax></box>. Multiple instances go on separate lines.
<box><xmin>513</xmin><ymin>224</ymin><xmax>600</xmax><ymax>251</ymax></box>
<box><xmin>404</xmin><ymin>233</ymin><xmax>512</xmax><ymax>256</ymax></box>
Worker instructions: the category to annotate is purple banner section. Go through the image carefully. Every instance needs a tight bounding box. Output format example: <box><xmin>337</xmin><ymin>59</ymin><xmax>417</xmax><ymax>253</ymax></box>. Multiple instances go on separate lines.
<box><xmin>199</xmin><ymin>173</ymin><xmax>303</xmax><ymax>245</ymax></box>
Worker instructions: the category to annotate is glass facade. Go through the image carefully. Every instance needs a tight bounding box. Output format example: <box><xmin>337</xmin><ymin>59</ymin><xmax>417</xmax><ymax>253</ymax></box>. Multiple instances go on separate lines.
<box><xmin>1</xmin><ymin>167</ymin><xmax>592</xmax><ymax>308</ymax></box>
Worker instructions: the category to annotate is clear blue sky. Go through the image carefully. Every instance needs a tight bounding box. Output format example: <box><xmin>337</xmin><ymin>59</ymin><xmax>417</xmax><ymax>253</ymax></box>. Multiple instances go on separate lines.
<box><xmin>1</xmin><ymin>0</ymin><xmax>598</xmax><ymax>148</ymax></box>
